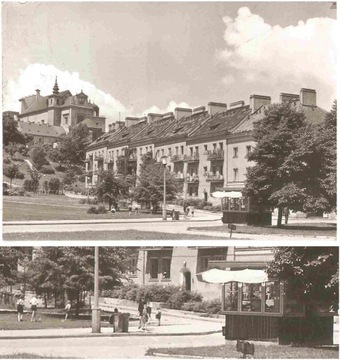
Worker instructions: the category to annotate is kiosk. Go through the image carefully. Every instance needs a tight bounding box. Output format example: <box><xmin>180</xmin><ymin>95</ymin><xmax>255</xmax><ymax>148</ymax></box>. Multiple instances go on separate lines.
<box><xmin>197</xmin><ymin>268</ymin><xmax>335</xmax><ymax>345</ymax></box>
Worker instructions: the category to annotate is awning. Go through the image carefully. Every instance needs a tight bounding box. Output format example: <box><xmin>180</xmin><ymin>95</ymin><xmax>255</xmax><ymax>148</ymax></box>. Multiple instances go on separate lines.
<box><xmin>211</xmin><ymin>191</ymin><xmax>243</xmax><ymax>199</ymax></box>
<box><xmin>196</xmin><ymin>268</ymin><xmax>268</xmax><ymax>284</ymax></box>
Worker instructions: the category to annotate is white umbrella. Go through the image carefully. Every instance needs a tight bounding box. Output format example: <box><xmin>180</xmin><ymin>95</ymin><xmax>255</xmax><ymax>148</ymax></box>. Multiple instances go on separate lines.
<box><xmin>211</xmin><ymin>191</ymin><xmax>243</xmax><ymax>199</ymax></box>
<box><xmin>196</xmin><ymin>268</ymin><xmax>268</xmax><ymax>284</ymax></box>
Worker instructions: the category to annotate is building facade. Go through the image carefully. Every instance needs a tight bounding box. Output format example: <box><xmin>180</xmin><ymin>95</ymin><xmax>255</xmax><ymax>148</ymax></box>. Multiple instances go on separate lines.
<box><xmin>85</xmin><ymin>88</ymin><xmax>326</xmax><ymax>203</ymax></box>
<box><xmin>128</xmin><ymin>246</ymin><xmax>274</xmax><ymax>300</ymax></box>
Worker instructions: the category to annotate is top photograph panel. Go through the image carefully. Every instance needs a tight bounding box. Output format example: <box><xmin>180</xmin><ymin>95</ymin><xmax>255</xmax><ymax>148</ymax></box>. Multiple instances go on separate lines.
<box><xmin>2</xmin><ymin>2</ymin><xmax>336</xmax><ymax>241</ymax></box>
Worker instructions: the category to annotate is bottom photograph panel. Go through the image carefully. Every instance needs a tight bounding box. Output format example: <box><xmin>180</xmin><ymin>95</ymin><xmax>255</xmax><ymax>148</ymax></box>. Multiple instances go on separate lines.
<box><xmin>0</xmin><ymin>246</ymin><xmax>338</xmax><ymax>359</ymax></box>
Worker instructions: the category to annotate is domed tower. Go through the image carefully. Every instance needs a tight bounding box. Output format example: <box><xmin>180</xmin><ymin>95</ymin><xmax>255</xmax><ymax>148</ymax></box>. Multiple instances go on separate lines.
<box><xmin>53</xmin><ymin>76</ymin><xmax>59</xmax><ymax>94</ymax></box>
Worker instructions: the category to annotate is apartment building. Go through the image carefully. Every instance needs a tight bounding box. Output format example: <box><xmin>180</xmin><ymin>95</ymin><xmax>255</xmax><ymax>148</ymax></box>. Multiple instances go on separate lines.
<box><xmin>85</xmin><ymin>88</ymin><xmax>326</xmax><ymax>203</ymax></box>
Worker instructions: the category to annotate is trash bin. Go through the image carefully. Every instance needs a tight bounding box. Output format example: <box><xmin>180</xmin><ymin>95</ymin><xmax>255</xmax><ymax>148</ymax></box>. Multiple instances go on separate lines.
<box><xmin>174</xmin><ymin>211</ymin><xmax>180</xmax><ymax>220</ymax></box>
<box><xmin>112</xmin><ymin>312</ymin><xmax>130</xmax><ymax>333</ymax></box>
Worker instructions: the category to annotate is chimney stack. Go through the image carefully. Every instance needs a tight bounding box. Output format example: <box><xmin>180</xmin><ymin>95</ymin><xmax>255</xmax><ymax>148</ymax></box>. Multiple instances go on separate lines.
<box><xmin>280</xmin><ymin>93</ymin><xmax>300</xmax><ymax>104</ymax></box>
<box><xmin>162</xmin><ymin>112</ymin><xmax>174</xmax><ymax>120</ymax></box>
<box><xmin>300</xmin><ymin>88</ymin><xmax>316</xmax><ymax>107</ymax></box>
<box><xmin>147</xmin><ymin>113</ymin><xmax>163</xmax><ymax>123</ymax></box>
<box><xmin>207</xmin><ymin>102</ymin><xmax>227</xmax><ymax>116</ymax></box>
<box><xmin>114</xmin><ymin>121</ymin><xmax>124</xmax><ymax>130</ymax></box>
<box><xmin>35</xmin><ymin>89</ymin><xmax>40</xmax><ymax>99</ymax></box>
<box><xmin>174</xmin><ymin>107</ymin><xmax>192</xmax><ymax>121</ymax></box>
<box><xmin>192</xmin><ymin>106</ymin><xmax>206</xmax><ymax>115</ymax></box>
<box><xmin>230</xmin><ymin>100</ymin><xmax>245</xmax><ymax>109</ymax></box>
<box><xmin>125</xmin><ymin>117</ymin><xmax>140</xmax><ymax>128</ymax></box>
<box><xmin>249</xmin><ymin>95</ymin><xmax>271</xmax><ymax>113</ymax></box>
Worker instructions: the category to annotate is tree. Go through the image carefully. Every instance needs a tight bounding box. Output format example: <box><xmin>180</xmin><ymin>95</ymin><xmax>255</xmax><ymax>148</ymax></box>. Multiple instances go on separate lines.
<box><xmin>266</xmin><ymin>247</ymin><xmax>338</xmax><ymax>313</ymax></box>
<box><xmin>95</xmin><ymin>170</ymin><xmax>130</xmax><ymax>210</ymax></box>
<box><xmin>49</xmin><ymin>178</ymin><xmax>61</xmax><ymax>194</ymax></box>
<box><xmin>54</xmin><ymin>124</ymin><xmax>91</xmax><ymax>168</ymax></box>
<box><xmin>3</xmin><ymin>163</ymin><xmax>19</xmax><ymax>188</ymax></box>
<box><xmin>0</xmin><ymin>247</ymin><xmax>28</xmax><ymax>288</ymax></box>
<box><xmin>27</xmin><ymin>247</ymin><xmax>134</xmax><ymax>315</ymax></box>
<box><xmin>244</xmin><ymin>103</ymin><xmax>325</xmax><ymax>226</ymax></box>
<box><xmin>3</xmin><ymin>116</ymin><xmax>27</xmax><ymax>146</ymax></box>
<box><xmin>31</xmin><ymin>146</ymin><xmax>49</xmax><ymax>170</ymax></box>
<box><xmin>23</xmin><ymin>168</ymin><xmax>41</xmax><ymax>193</ymax></box>
<box><xmin>116</xmin><ymin>147</ymin><xmax>137</xmax><ymax>177</ymax></box>
<box><xmin>134</xmin><ymin>152</ymin><xmax>180</xmax><ymax>212</ymax></box>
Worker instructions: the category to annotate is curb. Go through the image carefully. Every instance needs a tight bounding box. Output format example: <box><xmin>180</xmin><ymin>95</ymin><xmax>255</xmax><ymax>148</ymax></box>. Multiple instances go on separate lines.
<box><xmin>0</xmin><ymin>329</ymin><xmax>221</xmax><ymax>341</ymax></box>
<box><xmin>151</xmin><ymin>353</ymin><xmax>223</xmax><ymax>359</ymax></box>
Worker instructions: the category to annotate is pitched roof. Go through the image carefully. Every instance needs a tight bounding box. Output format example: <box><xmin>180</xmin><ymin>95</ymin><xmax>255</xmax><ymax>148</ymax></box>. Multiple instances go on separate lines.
<box><xmin>18</xmin><ymin>122</ymin><xmax>66</xmax><ymax>138</ymax></box>
<box><xmin>191</xmin><ymin>106</ymin><xmax>251</xmax><ymax>139</ymax></box>
<box><xmin>20</xmin><ymin>95</ymin><xmax>48</xmax><ymax>115</ymax></box>
<box><xmin>234</xmin><ymin>103</ymin><xmax>327</xmax><ymax>133</ymax></box>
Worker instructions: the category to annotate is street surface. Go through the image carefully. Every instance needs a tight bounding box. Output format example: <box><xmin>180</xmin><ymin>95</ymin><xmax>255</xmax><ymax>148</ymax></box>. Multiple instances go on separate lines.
<box><xmin>0</xmin><ymin>332</ymin><xmax>225</xmax><ymax>358</ymax></box>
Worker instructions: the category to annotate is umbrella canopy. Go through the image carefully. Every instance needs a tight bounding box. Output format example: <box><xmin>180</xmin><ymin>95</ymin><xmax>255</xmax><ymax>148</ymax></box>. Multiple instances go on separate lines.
<box><xmin>211</xmin><ymin>191</ymin><xmax>243</xmax><ymax>199</ymax></box>
<box><xmin>196</xmin><ymin>268</ymin><xmax>268</xmax><ymax>284</ymax></box>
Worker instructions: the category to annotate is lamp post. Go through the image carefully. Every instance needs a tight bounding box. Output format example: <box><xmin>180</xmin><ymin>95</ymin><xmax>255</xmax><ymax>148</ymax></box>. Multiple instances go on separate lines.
<box><xmin>92</xmin><ymin>246</ymin><xmax>101</xmax><ymax>333</ymax></box>
<box><xmin>161</xmin><ymin>156</ymin><xmax>167</xmax><ymax>221</ymax></box>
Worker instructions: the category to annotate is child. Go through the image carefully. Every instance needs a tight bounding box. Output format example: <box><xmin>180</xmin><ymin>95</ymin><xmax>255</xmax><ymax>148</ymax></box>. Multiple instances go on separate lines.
<box><xmin>65</xmin><ymin>301</ymin><xmax>71</xmax><ymax>321</ymax></box>
<box><xmin>155</xmin><ymin>307</ymin><xmax>161</xmax><ymax>326</ymax></box>
<box><xmin>17</xmin><ymin>297</ymin><xmax>24</xmax><ymax>322</ymax></box>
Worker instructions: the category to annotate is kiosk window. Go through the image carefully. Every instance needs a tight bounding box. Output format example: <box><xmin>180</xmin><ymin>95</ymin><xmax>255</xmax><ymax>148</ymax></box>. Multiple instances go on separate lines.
<box><xmin>224</xmin><ymin>282</ymin><xmax>239</xmax><ymax>311</ymax></box>
<box><xmin>265</xmin><ymin>281</ymin><xmax>280</xmax><ymax>313</ymax></box>
<box><xmin>241</xmin><ymin>283</ymin><xmax>262</xmax><ymax>312</ymax></box>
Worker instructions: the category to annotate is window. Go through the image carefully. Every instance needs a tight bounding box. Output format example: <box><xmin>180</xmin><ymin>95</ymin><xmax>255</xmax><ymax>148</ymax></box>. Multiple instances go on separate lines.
<box><xmin>161</xmin><ymin>149</ymin><xmax>165</xmax><ymax>156</ymax></box>
<box><xmin>265</xmin><ymin>281</ymin><xmax>280</xmax><ymax>313</ymax></box>
<box><xmin>129</xmin><ymin>256</ymin><xmax>138</xmax><ymax>276</ymax></box>
<box><xmin>168</xmin><ymin>148</ymin><xmax>171</xmax><ymax>155</ymax></box>
<box><xmin>204</xmin><ymin>145</ymin><xmax>208</xmax><ymax>152</ymax></box>
<box><xmin>180</xmin><ymin>146</ymin><xmax>184</xmax><ymax>155</ymax></box>
<box><xmin>190</xmin><ymin>147</ymin><xmax>193</xmax><ymax>156</ymax></box>
<box><xmin>241</xmin><ymin>283</ymin><xmax>262</xmax><ymax>312</ymax></box>
<box><xmin>162</xmin><ymin>258</ymin><xmax>171</xmax><ymax>279</ymax></box>
<box><xmin>41</xmin><ymin>120</ymin><xmax>44</xmax><ymax>124</ymax></box>
<box><xmin>233</xmin><ymin>147</ymin><xmax>238</xmax><ymax>158</ymax></box>
<box><xmin>246</xmin><ymin>145</ymin><xmax>252</xmax><ymax>155</ymax></box>
<box><xmin>233</xmin><ymin>168</ymin><xmax>238</xmax><ymax>181</ymax></box>
<box><xmin>224</xmin><ymin>282</ymin><xmax>239</xmax><ymax>311</ymax></box>
<box><xmin>203</xmin><ymin>166</ymin><xmax>208</xmax><ymax>174</ymax></box>
<box><xmin>195</xmin><ymin>146</ymin><xmax>199</xmax><ymax>154</ymax></box>
<box><xmin>175</xmin><ymin>146</ymin><xmax>178</xmax><ymax>155</ymax></box>
<box><xmin>213</xmin><ymin>143</ymin><xmax>217</xmax><ymax>150</ymax></box>
<box><xmin>150</xmin><ymin>258</ymin><xmax>158</xmax><ymax>279</ymax></box>
<box><xmin>156</xmin><ymin>150</ymin><xmax>160</xmax><ymax>158</ymax></box>
<box><xmin>140</xmin><ymin>148</ymin><xmax>143</xmax><ymax>155</ymax></box>
<box><xmin>219</xmin><ymin>142</ymin><xmax>223</xmax><ymax>150</ymax></box>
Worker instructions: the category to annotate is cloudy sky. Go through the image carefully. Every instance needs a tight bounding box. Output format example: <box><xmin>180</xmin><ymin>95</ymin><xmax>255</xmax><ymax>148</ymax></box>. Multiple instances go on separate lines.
<box><xmin>2</xmin><ymin>2</ymin><xmax>337</xmax><ymax>126</ymax></box>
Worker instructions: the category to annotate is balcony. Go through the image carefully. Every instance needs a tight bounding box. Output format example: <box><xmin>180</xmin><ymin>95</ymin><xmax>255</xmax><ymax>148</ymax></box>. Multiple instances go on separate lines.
<box><xmin>128</xmin><ymin>153</ymin><xmax>137</xmax><ymax>162</ymax></box>
<box><xmin>174</xmin><ymin>173</ymin><xmax>185</xmax><ymax>182</ymax></box>
<box><xmin>170</xmin><ymin>154</ymin><xmax>184</xmax><ymax>162</ymax></box>
<box><xmin>94</xmin><ymin>154</ymin><xmax>104</xmax><ymax>161</ymax></box>
<box><xmin>186</xmin><ymin>175</ymin><xmax>199</xmax><ymax>183</ymax></box>
<box><xmin>184</xmin><ymin>153</ymin><xmax>200</xmax><ymax>162</ymax></box>
<box><xmin>206</xmin><ymin>173</ymin><xmax>224</xmax><ymax>182</ymax></box>
<box><xmin>105</xmin><ymin>157</ymin><xmax>114</xmax><ymax>164</ymax></box>
<box><xmin>206</xmin><ymin>149</ymin><xmax>224</xmax><ymax>161</ymax></box>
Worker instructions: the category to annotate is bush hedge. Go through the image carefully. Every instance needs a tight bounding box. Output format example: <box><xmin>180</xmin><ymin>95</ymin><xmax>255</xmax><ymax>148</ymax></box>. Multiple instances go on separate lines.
<box><xmin>87</xmin><ymin>205</ymin><xmax>107</xmax><ymax>214</ymax></box>
<box><xmin>40</xmin><ymin>165</ymin><xmax>55</xmax><ymax>174</ymax></box>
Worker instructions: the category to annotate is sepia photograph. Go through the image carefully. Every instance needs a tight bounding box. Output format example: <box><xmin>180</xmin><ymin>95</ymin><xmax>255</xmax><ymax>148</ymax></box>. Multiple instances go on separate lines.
<box><xmin>2</xmin><ymin>1</ymin><xmax>336</xmax><ymax>241</ymax></box>
<box><xmin>0</xmin><ymin>246</ymin><xmax>338</xmax><ymax>358</ymax></box>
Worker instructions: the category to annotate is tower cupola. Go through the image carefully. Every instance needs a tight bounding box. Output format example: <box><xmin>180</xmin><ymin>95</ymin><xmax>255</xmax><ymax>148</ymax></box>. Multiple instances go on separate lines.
<box><xmin>53</xmin><ymin>77</ymin><xmax>59</xmax><ymax>94</ymax></box>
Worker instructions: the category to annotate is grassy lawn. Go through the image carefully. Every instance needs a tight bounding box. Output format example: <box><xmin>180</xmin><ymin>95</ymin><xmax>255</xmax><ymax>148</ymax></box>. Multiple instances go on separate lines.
<box><xmin>0</xmin><ymin>312</ymin><xmax>114</xmax><ymax>331</ymax></box>
<box><xmin>3</xmin><ymin>230</ymin><xmax>226</xmax><ymax>240</ymax></box>
<box><xmin>188</xmin><ymin>223</ymin><xmax>336</xmax><ymax>237</ymax></box>
<box><xmin>146</xmin><ymin>343</ymin><xmax>339</xmax><ymax>359</ymax></box>
<box><xmin>3</xmin><ymin>195</ymin><xmax>160</xmax><ymax>221</ymax></box>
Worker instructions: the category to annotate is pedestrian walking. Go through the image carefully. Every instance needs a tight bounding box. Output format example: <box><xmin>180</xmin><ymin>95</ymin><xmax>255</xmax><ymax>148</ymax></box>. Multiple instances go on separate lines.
<box><xmin>141</xmin><ymin>305</ymin><xmax>149</xmax><ymax>330</ymax></box>
<box><xmin>138</xmin><ymin>299</ymin><xmax>145</xmax><ymax>329</ymax></box>
<box><xmin>155</xmin><ymin>307</ymin><xmax>162</xmax><ymax>326</ymax></box>
<box><xmin>283</xmin><ymin>207</ymin><xmax>290</xmax><ymax>224</ymax></box>
<box><xmin>146</xmin><ymin>301</ymin><xmax>152</xmax><ymax>321</ymax></box>
<box><xmin>191</xmin><ymin>206</ymin><xmax>195</xmax><ymax>217</ymax></box>
<box><xmin>128</xmin><ymin>204</ymin><xmax>133</xmax><ymax>215</ymax></box>
<box><xmin>64</xmin><ymin>301</ymin><xmax>71</xmax><ymax>321</ymax></box>
<box><xmin>30</xmin><ymin>295</ymin><xmax>38</xmax><ymax>322</ymax></box>
<box><xmin>186</xmin><ymin>206</ymin><xmax>190</xmax><ymax>218</ymax></box>
<box><xmin>17</xmin><ymin>297</ymin><xmax>24</xmax><ymax>322</ymax></box>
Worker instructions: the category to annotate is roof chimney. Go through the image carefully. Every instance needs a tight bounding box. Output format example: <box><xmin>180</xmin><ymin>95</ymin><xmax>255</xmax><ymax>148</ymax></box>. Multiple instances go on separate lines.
<box><xmin>162</xmin><ymin>112</ymin><xmax>174</xmax><ymax>120</ymax></box>
<box><xmin>114</xmin><ymin>121</ymin><xmax>124</xmax><ymax>130</ymax></box>
<box><xmin>279</xmin><ymin>93</ymin><xmax>300</xmax><ymax>104</ymax></box>
<box><xmin>207</xmin><ymin>102</ymin><xmax>227</xmax><ymax>116</ymax></box>
<box><xmin>249</xmin><ymin>95</ymin><xmax>271</xmax><ymax>113</ymax></box>
<box><xmin>35</xmin><ymin>89</ymin><xmax>41</xmax><ymax>98</ymax></box>
<box><xmin>174</xmin><ymin>107</ymin><xmax>192</xmax><ymax>121</ymax></box>
<box><xmin>192</xmin><ymin>106</ymin><xmax>206</xmax><ymax>115</ymax></box>
<box><xmin>125</xmin><ymin>117</ymin><xmax>140</xmax><ymax>128</ymax></box>
<box><xmin>147</xmin><ymin>113</ymin><xmax>163</xmax><ymax>123</ymax></box>
<box><xmin>300</xmin><ymin>88</ymin><xmax>316</xmax><ymax>107</ymax></box>
<box><xmin>230</xmin><ymin>100</ymin><xmax>245</xmax><ymax>109</ymax></box>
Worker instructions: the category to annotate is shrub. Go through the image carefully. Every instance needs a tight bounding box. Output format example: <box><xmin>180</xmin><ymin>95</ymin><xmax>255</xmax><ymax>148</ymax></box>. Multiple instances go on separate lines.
<box><xmin>49</xmin><ymin>178</ymin><xmax>61</xmax><ymax>194</ymax></box>
<box><xmin>97</xmin><ymin>205</ymin><xmax>107</xmax><ymax>214</ymax></box>
<box><xmin>79</xmin><ymin>198</ymin><xmax>98</xmax><ymax>205</ymax></box>
<box><xmin>87</xmin><ymin>205</ymin><xmax>107</xmax><ymax>214</ymax></box>
<box><xmin>8</xmin><ymin>188</ymin><xmax>26</xmax><ymax>196</ymax></box>
<box><xmin>3</xmin><ymin>157</ymin><xmax>11</xmax><ymax>164</ymax></box>
<box><xmin>16</xmin><ymin>171</ymin><xmax>25</xmax><ymax>179</ymax></box>
<box><xmin>79</xmin><ymin>199</ymin><xmax>87</xmax><ymax>204</ymax></box>
<box><xmin>40</xmin><ymin>165</ymin><xmax>55</xmax><ymax>174</ymax></box>
<box><xmin>54</xmin><ymin>164</ymin><xmax>66</xmax><ymax>172</ymax></box>
<box><xmin>180</xmin><ymin>299</ymin><xmax>221</xmax><ymax>314</ymax></box>
<box><xmin>31</xmin><ymin>146</ymin><xmax>49</xmax><ymax>170</ymax></box>
<box><xmin>87</xmin><ymin>206</ymin><xmax>98</xmax><ymax>214</ymax></box>
<box><xmin>167</xmin><ymin>290</ymin><xmax>202</xmax><ymax>309</ymax></box>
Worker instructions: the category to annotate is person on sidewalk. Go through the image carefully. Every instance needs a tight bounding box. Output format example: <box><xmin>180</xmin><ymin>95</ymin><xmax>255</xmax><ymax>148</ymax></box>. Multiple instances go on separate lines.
<box><xmin>141</xmin><ymin>304</ymin><xmax>149</xmax><ymax>330</ymax></box>
<box><xmin>138</xmin><ymin>299</ymin><xmax>145</xmax><ymax>329</ymax></box>
<box><xmin>30</xmin><ymin>295</ymin><xmax>38</xmax><ymax>322</ymax></box>
<box><xmin>155</xmin><ymin>307</ymin><xmax>162</xmax><ymax>326</ymax></box>
<box><xmin>64</xmin><ymin>301</ymin><xmax>71</xmax><ymax>321</ymax></box>
<box><xmin>146</xmin><ymin>301</ymin><xmax>152</xmax><ymax>322</ymax></box>
<box><xmin>128</xmin><ymin>204</ymin><xmax>133</xmax><ymax>215</ymax></box>
<box><xmin>17</xmin><ymin>296</ymin><xmax>24</xmax><ymax>322</ymax></box>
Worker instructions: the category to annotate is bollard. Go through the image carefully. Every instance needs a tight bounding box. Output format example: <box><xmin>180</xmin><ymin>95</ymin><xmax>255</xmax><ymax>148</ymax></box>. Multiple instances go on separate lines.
<box><xmin>228</xmin><ymin>223</ymin><xmax>236</xmax><ymax>238</ymax></box>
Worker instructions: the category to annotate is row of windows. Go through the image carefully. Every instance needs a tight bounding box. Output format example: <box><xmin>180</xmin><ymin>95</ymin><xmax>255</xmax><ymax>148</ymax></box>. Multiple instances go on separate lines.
<box><xmin>150</xmin><ymin>258</ymin><xmax>171</xmax><ymax>279</ymax></box>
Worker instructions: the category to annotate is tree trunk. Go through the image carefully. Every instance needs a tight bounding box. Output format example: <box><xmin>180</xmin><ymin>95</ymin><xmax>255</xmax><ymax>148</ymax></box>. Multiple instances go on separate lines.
<box><xmin>44</xmin><ymin>294</ymin><xmax>47</xmax><ymax>308</ymax></box>
<box><xmin>75</xmin><ymin>293</ymin><xmax>80</xmax><ymax>318</ymax></box>
<box><xmin>277</xmin><ymin>207</ymin><xmax>283</xmax><ymax>227</ymax></box>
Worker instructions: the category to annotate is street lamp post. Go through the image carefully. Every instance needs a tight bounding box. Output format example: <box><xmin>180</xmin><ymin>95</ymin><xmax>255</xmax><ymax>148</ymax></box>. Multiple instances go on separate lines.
<box><xmin>92</xmin><ymin>246</ymin><xmax>101</xmax><ymax>333</ymax></box>
<box><xmin>161</xmin><ymin>156</ymin><xmax>167</xmax><ymax>221</ymax></box>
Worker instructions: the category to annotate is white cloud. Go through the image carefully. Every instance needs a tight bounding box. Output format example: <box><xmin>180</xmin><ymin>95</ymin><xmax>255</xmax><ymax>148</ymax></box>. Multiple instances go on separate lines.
<box><xmin>3</xmin><ymin>64</ymin><xmax>129</xmax><ymax>123</ymax></box>
<box><xmin>141</xmin><ymin>100</ymin><xmax>191</xmax><ymax>117</ymax></box>
<box><xmin>219</xmin><ymin>7</ymin><xmax>337</xmax><ymax>106</ymax></box>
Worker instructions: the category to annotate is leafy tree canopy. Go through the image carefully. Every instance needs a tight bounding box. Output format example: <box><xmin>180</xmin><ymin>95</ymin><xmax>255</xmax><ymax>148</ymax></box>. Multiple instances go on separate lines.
<box><xmin>134</xmin><ymin>152</ymin><xmax>180</xmax><ymax>211</ymax></box>
<box><xmin>3</xmin><ymin>117</ymin><xmax>28</xmax><ymax>146</ymax></box>
<box><xmin>266</xmin><ymin>247</ymin><xmax>338</xmax><ymax>312</ymax></box>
